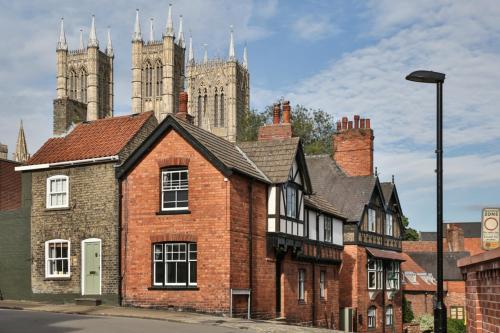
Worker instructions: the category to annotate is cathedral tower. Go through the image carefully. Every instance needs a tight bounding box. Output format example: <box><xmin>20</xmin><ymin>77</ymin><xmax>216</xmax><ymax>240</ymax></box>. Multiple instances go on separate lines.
<box><xmin>54</xmin><ymin>16</ymin><xmax>114</xmax><ymax>135</ymax></box>
<box><xmin>131</xmin><ymin>6</ymin><xmax>186</xmax><ymax>120</ymax></box>
<box><xmin>186</xmin><ymin>28</ymin><xmax>249</xmax><ymax>142</ymax></box>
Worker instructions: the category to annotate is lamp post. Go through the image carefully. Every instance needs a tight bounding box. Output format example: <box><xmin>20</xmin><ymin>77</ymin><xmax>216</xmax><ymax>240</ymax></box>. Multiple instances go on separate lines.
<box><xmin>405</xmin><ymin>70</ymin><xmax>446</xmax><ymax>333</ymax></box>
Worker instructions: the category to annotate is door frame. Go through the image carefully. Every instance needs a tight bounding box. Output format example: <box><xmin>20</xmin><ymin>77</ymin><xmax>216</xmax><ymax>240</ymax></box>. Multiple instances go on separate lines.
<box><xmin>81</xmin><ymin>238</ymin><xmax>102</xmax><ymax>295</ymax></box>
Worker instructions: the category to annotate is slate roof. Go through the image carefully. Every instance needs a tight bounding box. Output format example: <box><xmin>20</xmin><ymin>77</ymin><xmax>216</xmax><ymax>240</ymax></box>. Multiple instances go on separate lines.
<box><xmin>420</xmin><ymin>232</ymin><xmax>437</xmax><ymax>241</ymax></box>
<box><xmin>28</xmin><ymin>112</ymin><xmax>155</xmax><ymax>165</ymax></box>
<box><xmin>407</xmin><ymin>251</ymin><xmax>470</xmax><ymax>281</ymax></box>
<box><xmin>380</xmin><ymin>182</ymin><xmax>394</xmax><ymax>203</ymax></box>
<box><xmin>420</xmin><ymin>222</ymin><xmax>481</xmax><ymax>240</ymax></box>
<box><xmin>304</xmin><ymin>194</ymin><xmax>345</xmax><ymax>220</ymax></box>
<box><xmin>238</xmin><ymin>137</ymin><xmax>300</xmax><ymax>183</ymax></box>
<box><xmin>118</xmin><ymin>115</ymin><xmax>269</xmax><ymax>183</ymax></box>
<box><xmin>306</xmin><ymin>154</ymin><xmax>376</xmax><ymax>222</ymax></box>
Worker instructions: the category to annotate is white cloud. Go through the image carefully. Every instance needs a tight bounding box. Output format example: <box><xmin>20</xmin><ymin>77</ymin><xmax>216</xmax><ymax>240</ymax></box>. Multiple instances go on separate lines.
<box><xmin>291</xmin><ymin>14</ymin><xmax>340</xmax><ymax>41</ymax></box>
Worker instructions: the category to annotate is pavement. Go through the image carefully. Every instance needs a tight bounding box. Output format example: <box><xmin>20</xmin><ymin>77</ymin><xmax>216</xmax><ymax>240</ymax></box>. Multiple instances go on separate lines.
<box><xmin>0</xmin><ymin>300</ymin><xmax>342</xmax><ymax>333</ymax></box>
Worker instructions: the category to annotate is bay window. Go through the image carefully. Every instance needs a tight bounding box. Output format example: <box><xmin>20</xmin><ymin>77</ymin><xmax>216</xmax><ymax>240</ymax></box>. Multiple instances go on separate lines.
<box><xmin>368</xmin><ymin>259</ymin><xmax>383</xmax><ymax>290</ymax></box>
<box><xmin>386</xmin><ymin>261</ymin><xmax>400</xmax><ymax>290</ymax></box>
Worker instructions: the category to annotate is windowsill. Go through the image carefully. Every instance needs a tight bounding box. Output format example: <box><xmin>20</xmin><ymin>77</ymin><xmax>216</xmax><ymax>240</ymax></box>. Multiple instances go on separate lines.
<box><xmin>320</xmin><ymin>297</ymin><xmax>326</xmax><ymax>303</ymax></box>
<box><xmin>44</xmin><ymin>276</ymin><xmax>71</xmax><ymax>281</ymax></box>
<box><xmin>148</xmin><ymin>286</ymin><xmax>199</xmax><ymax>291</ymax></box>
<box><xmin>45</xmin><ymin>207</ymin><xmax>71</xmax><ymax>212</ymax></box>
<box><xmin>156</xmin><ymin>210</ymin><xmax>191</xmax><ymax>215</ymax></box>
<box><xmin>298</xmin><ymin>300</ymin><xmax>306</xmax><ymax>305</ymax></box>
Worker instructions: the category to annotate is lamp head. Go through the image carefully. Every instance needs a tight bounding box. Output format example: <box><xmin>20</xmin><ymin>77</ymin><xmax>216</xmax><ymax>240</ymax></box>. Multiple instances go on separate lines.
<box><xmin>406</xmin><ymin>70</ymin><xmax>445</xmax><ymax>84</ymax></box>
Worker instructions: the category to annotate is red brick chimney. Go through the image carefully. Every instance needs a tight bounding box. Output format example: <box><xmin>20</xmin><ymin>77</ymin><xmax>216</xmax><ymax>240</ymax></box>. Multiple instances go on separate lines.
<box><xmin>446</xmin><ymin>224</ymin><xmax>464</xmax><ymax>252</ymax></box>
<box><xmin>332</xmin><ymin>115</ymin><xmax>374</xmax><ymax>176</ymax></box>
<box><xmin>175</xmin><ymin>91</ymin><xmax>194</xmax><ymax>124</ymax></box>
<box><xmin>258</xmin><ymin>101</ymin><xmax>293</xmax><ymax>141</ymax></box>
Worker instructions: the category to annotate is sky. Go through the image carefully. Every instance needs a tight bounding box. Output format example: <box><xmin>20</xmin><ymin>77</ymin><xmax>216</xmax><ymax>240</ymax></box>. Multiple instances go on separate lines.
<box><xmin>1</xmin><ymin>0</ymin><xmax>499</xmax><ymax>231</ymax></box>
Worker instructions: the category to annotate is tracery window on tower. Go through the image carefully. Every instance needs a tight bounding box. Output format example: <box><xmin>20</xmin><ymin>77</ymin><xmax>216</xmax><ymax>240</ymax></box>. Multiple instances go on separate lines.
<box><xmin>79</xmin><ymin>68</ymin><xmax>87</xmax><ymax>103</ymax></box>
<box><xmin>197</xmin><ymin>90</ymin><xmax>202</xmax><ymax>127</ymax></box>
<box><xmin>203</xmin><ymin>89</ymin><xmax>207</xmax><ymax>124</ymax></box>
<box><xmin>144</xmin><ymin>61</ymin><xmax>153</xmax><ymax>98</ymax></box>
<box><xmin>219</xmin><ymin>88</ymin><xmax>224</xmax><ymax>126</ymax></box>
<box><xmin>155</xmin><ymin>60</ymin><xmax>163</xmax><ymax>97</ymax></box>
<box><xmin>69</xmin><ymin>69</ymin><xmax>77</xmax><ymax>99</ymax></box>
<box><xmin>214</xmin><ymin>88</ymin><xmax>219</xmax><ymax>127</ymax></box>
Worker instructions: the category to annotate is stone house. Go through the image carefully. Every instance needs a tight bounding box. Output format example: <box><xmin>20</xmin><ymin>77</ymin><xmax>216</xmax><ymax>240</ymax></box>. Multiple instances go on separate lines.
<box><xmin>306</xmin><ymin>116</ymin><xmax>406</xmax><ymax>333</ymax></box>
<box><xmin>15</xmin><ymin>112</ymin><xmax>157</xmax><ymax>303</ymax></box>
<box><xmin>117</xmin><ymin>98</ymin><xmax>345</xmax><ymax>326</ymax></box>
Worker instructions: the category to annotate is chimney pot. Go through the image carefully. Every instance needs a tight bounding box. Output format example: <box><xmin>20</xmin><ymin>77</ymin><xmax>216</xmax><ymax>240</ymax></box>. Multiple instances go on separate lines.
<box><xmin>282</xmin><ymin>101</ymin><xmax>291</xmax><ymax>124</ymax></box>
<box><xmin>179</xmin><ymin>91</ymin><xmax>188</xmax><ymax>114</ymax></box>
<box><xmin>336</xmin><ymin>121</ymin><xmax>341</xmax><ymax>131</ymax></box>
<box><xmin>360</xmin><ymin>118</ymin><xmax>365</xmax><ymax>128</ymax></box>
<box><xmin>366</xmin><ymin>119</ymin><xmax>371</xmax><ymax>129</ymax></box>
<box><xmin>348</xmin><ymin>121</ymin><xmax>353</xmax><ymax>129</ymax></box>
<box><xmin>342</xmin><ymin>117</ymin><xmax>348</xmax><ymax>130</ymax></box>
<box><xmin>354</xmin><ymin>115</ymin><xmax>360</xmax><ymax>129</ymax></box>
<box><xmin>273</xmin><ymin>103</ymin><xmax>280</xmax><ymax>124</ymax></box>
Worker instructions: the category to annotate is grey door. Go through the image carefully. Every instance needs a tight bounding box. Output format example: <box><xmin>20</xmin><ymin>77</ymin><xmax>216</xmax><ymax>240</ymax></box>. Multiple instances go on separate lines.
<box><xmin>83</xmin><ymin>241</ymin><xmax>100</xmax><ymax>295</ymax></box>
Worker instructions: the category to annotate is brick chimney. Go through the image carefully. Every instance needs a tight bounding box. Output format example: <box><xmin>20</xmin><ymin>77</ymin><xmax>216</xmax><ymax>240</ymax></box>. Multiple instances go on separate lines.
<box><xmin>332</xmin><ymin>115</ymin><xmax>374</xmax><ymax>176</ymax></box>
<box><xmin>446</xmin><ymin>224</ymin><xmax>464</xmax><ymax>252</ymax></box>
<box><xmin>175</xmin><ymin>91</ymin><xmax>194</xmax><ymax>124</ymax></box>
<box><xmin>258</xmin><ymin>101</ymin><xmax>293</xmax><ymax>141</ymax></box>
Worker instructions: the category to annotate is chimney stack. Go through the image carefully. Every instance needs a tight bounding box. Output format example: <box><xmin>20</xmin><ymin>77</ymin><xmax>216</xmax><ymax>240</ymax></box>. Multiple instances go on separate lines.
<box><xmin>257</xmin><ymin>101</ymin><xmax>293</xmax><ymax>141</ymax></box>
<box><xmin>175</xmin><ymin>91</ymin><xmax>194</xmax><ymax>124</ymax></box>
<box><xmin>332</xmin><ymin>115</ymin><xmax>374</xmax><ymax>177</ymax></box>
<box><xmin>446</xmin><ymin>224</ymin><xmax>464</xmax><ymax>252</ymax></box>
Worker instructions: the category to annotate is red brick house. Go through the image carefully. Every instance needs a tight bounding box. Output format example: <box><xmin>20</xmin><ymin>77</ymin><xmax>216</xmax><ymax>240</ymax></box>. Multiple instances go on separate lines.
<box><xmin>306</xmin><ymin>116</ymin><xmax>405</xmax><ymax>333</ymax></box>
<box><xmin>117</xmin><ymin>99</ymin><xmax>345</xmax><ymax>326</ymax></box>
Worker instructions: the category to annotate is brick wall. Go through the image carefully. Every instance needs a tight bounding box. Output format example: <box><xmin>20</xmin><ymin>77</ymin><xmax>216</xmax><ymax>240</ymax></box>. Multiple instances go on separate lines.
<box><xmin>402</xmin><ymin>241</ymin><xmax>437</xmax><ymax>252</ymax></box>
<box><xmin>0</xmin><ymin>159</ymin><xmax>22</xmax><ymax>211</ymax></box>
<box><xmin>458</xmin><ymin>249</ymin><xmax>500</xmax><ymax>333</ymax></box>
<box><xmin>258</xmin><ymin>124</ymin><xmax>292</xmax><ymax>141</ymax></box>
<box><xmin>404</xmin><ymin>292</ymin><xmax>434</xmax><ymax>317</ymax></box>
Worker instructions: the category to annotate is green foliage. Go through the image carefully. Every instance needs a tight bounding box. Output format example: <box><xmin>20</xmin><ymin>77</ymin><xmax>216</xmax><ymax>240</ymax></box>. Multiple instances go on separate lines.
<box><xmin>402</xmin><ymin>296</ymin><xmax>414</xmax><ymax>323</ymax></box>
<box><xmin>402</xmin><ymin>216</ymin><xmax>420</xmax><ymax>241</ymax></box>
<box><xmin>447</xmin><ymin>319</ymin><xmax>466</xmax><ymax>333</ymax></box>
<box><xmin>237</xmin><ymin>103</ymin><xmax>336</xmax><ymax>155</ymax></box>
<box><xmin>418</xmin><ymin>314</ymin><xmax>434</xmax><ymax>332</ymax></box>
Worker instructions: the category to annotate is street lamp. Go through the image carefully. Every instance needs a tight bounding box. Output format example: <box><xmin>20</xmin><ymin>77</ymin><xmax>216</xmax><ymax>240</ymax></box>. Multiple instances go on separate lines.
<box><xmin>406</xmin><ymin>70</ymin><xmax>446</xmax><ymax>333</ymax></box>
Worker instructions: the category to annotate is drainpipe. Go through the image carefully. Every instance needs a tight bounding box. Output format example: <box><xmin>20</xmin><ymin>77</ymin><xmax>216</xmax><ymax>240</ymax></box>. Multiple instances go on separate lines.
<box><xmin>248</xmin><ymin>179</ymin><xmax>254</xmax><ymax>307</ymax></box>
<box><xmin>118</xmin><ymin>180</ymin><xmax>123</xmax><ymax>305</ymax></box>
<box><xmin>382</xmin><ymin>261</ymin><xmax>387</xmax><ymax>333</ymax></box>
<box><xmin>312</xmin><ymin>259</ymin><xmax>316</xmax><ymax>326</ymax></box>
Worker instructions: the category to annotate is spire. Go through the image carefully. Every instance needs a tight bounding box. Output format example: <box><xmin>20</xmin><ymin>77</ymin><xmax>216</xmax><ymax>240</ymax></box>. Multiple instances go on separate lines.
<box><xmin>165</xmin><ymin>4</ymin><xmax>174</xmax><ymax>37</ymax></box>
<box><xmin>243</xmin><ymin>43</ymin><xmax>248</xmax><ymax>69</ymax></box>
<box><xmin>188</xmin><ymin>32</ymin><xmax>194</xmax><ymax>63</ymax></box>
<box><xmin>228</xmin><ymin>25</ymin><xmax>235</xmax><ymax>61</ymax></box>
<box><xmin>177</xmin><ymin>15</ymin><xmax>185</xmax><ymax>47</ymax></box>
<box><xmin>149</xmin><ymin>18</ymin><xmax>154</xmax><ymax>42</ymax></box>
<box><xmin>57</xmin><ymin>18</ymin><xmax>68</xmax><ymax>50</ymax></box>
<box><xmin>106</xmin><ymin>27</ymin><xmax>113</xmax><ymax>56</ymax></box>
<box><xmin>79</xmin><ymin>29</ymin><xmax>84</xmax><ymax>49</ymax></box>
<box><xmin>14</xmin><ymin>120</ymin><xmax>29</xmax><ymax>163</ymax></box>
<box><xmin>88</xmin><ymin>15</ymin><xmax>99</xmax><ymax>48</ymax></box>
<box><xmin>132</xmin><ymin>9</ymin><xmax>142</xmax><ymax>41</ymax></box>
<box><xmin>203</xmin><ymin>43</ymin><xmax>208</xmax><ymax>63</ymax></box>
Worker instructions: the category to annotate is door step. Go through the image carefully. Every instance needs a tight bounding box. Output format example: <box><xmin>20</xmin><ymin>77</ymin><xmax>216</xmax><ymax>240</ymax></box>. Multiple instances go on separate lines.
<box><xmin>75</xmin><ymin>298</ymin><xmax>102</xmax><ymax>306</ymax></box>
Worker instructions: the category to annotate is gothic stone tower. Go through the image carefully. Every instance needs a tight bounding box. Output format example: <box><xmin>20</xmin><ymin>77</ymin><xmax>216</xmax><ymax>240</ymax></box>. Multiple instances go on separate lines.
<box><xmin>131</xmin><ymin>6</ymin><xmax>185</xmax><ymax>121</ymax></box>
<box><xmin>54</xmin><ymin>16</ymin><xmax>114</xmax><ymax>136</ymax></box>
<box><xmin>186</xmin><ymin>29</ymin><xmax>249</xmax><ymax>142</ymax></box>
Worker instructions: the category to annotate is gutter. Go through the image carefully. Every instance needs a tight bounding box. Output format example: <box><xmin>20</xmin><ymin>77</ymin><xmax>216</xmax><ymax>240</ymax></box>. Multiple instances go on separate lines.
<box><xmin>15</xmin><ymin>155</ymin><xmax>119</xmax><ymax>171</ymax></box>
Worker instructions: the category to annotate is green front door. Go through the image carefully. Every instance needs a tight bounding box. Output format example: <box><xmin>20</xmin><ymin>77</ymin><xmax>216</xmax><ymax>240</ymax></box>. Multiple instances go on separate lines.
<box><xmin>83</xmin><ymin>242</ymin><xmax>100</xmax><ymax>295</ymax></box>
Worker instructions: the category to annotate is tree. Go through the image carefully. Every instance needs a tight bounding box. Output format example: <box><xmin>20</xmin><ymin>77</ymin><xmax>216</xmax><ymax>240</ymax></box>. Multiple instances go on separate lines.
<box><xmin>402</xmin><ymin>296</ymin><xmax>415</xmax><ymax>323</ymax></box>
<box><xmin>238</xmin><ymin>103</ymin><xmax>336</xmax><ymax>155</ymax></box>
<box><xmin>402</xmin><ymin>216</ymin><xmax>419</xmax><ymax>241</ymax></box>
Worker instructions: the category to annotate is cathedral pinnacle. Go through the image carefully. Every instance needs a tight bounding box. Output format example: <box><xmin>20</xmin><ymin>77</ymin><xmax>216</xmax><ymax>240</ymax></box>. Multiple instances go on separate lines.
<box><xmin>79</xmin><ymin>29</ymin><xmax>84</xmax><ymax>49</ymax></box>
<box><xmin>165</xmin><ymin>4</ymin><xmax>174</xmax><ymax>37</ymax></box>
<box><xmin>14</xmin><ymin>120</ymin><xmax>30</xmax><ymax>163</ymax></box>
<box><xmin>188</xmin><ymin>32</ymin><xmax>194</xmax><ymax>64</ymax></box>
<box><xmin>149</xmin><ymin>18</ymin><xmax>154</xmax><ymax>42</ymax></box>
<box><xmin>133</xmin><ymin>9</ymin><xmax>142</xmax><ymax>41</ymax></box>
<box><xmin>228</xmin><ymin>25</ymin><xmax>235</xmax><ymax>61</ymax></box>
<box><xmin>177</xmin><ymin>15</ymin><xmax>185</xmax><ymax>48</ymax></box>
<box><xmin>203</xmin><ymin>43</ymin><xmax>208</xmax><ymax>64</ymax></box>
<box><xmin>243</xmin><ymin>43</ymin><xmax>248</xmax><ymax>69</ymax></box>
<box><xmin>88</xmin><ymin>15</ymin><xmax>99</xmax><ymax>48</ymax></box>
<box><xmin>57</xmin><ymin>18</ymin><xmax>68</xmax><ymax>50</ymax></box>
<box><xmin>106</xmin><ymin>27</ymin><xmax>114</xmax><ymax>56</ymax></box>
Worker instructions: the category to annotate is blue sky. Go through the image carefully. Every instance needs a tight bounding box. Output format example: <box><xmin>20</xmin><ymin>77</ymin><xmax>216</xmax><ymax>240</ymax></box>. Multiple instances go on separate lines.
<box><xmin>1</xmin><ymin>0</ymin><xmax>499</xmax><ymax>231</ymax></box>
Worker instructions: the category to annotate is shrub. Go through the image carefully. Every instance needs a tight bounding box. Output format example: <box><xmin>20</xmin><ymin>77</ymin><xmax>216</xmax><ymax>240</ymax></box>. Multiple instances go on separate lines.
<box><xmin>403</xmin><ymin>296</ymin><xmax>414</xmax><ymax>323</ymax></box>
<box><xmin>418</xmin><ymin>314</ymin><xmax>434</xmax><ymax>332</ymax></box>
<box><xmin>447</xmin><ymin>318</ymin><xmax>466</xmax><ymax>333</ymax></box>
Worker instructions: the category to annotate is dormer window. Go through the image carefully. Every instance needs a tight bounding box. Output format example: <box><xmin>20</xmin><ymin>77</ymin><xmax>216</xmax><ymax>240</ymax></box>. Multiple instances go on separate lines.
<box><xmin>285</xmin><ymin>183</ymin><xmax>297</xmax><ymax>218</ymax></box>
<box><xmin>368</xmin><ymin>208</ymin><xmax>376</xmax><ymax>232</ymax></box>
<box><xmin>386</xmin><ymin>213</ymin><xmax>393</xmax><ymax>236</ymax></box>
<box><xmin>46</xmin><ymin>175</ymin><xmax>69</xmax><ymax>209</ymax></box>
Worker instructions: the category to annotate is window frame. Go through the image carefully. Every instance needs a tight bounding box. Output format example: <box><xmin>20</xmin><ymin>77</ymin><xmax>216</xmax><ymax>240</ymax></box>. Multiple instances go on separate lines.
<box><xmin>285</xmin><ymin>183</ymin><xmax>298</xmax><ymax>219</ymax></box>
<box><xmin>386</xmin><ymin>212</ymin><xmax>393</xmax><ymax>236</ymax></box>
<box><xmin>298</xmin><ymin>269</ymin><xmax>305</xmax><ymax>301</ymax></box>
<box><xmin>450</xmin><ymin>306</ymin><xmax>464</xmax><ymax>320</ymax></box>
<box><xmin>368</xmin><ymin>259</ymin><xmax>383</xmax><ymax>290</ymax></box>
<box><xmin>368</xmin><ymin>306</ymin><xmax>377</xmax><ymax>328</ymax></box>
<box><xmin>324</xmin><ymin>216</ymin><xmax>333</xmax><ymax>243</ymax></box>
<box><xmin>385</xmin><ymin>305</ymin><xmax>393</xmax><ymax>326</ymax></box>
<box><xmin>386</xmin><ymin>261</ymin><xmax>400</xmax><ymax>290</ymax></box>
<box><xmin>368</xmin><ymin>208</ymin><xmax>376</xmax><ymax>232</ymax></box>
<box><xmin>319</xmin><ymin>270</ymin><xmax>326</xmax><ymax>299</ymax></box>
<box><xmin>152</xmin><ymin>242</ymin><xmax>197</xmax><ymax>288</ymax></box>
<box><xmin>160</xmin><ymin>167</ymin><xmax>189</xmax><ymax>212</ymax></box>
<box><xmin>46</xmin><ymin>175</ymin><xmax>69</xmax><ymax>209</ymax></box>
<box><xmin>45</xmin><ymin>239</ymin><xmax>71</xmax><ymax>278</ymax></box>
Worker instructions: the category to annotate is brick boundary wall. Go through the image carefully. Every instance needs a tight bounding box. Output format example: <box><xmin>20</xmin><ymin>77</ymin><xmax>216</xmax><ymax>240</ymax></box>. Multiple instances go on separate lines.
<box><xmin>458</xmin><ymin>248</ymin><xmax>500</xmax><ymax>333</ymax></box>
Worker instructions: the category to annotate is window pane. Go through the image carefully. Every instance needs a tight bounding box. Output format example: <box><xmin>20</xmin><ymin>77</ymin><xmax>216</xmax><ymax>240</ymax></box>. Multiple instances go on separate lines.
<box><xmin>189</xmin><ymin>261</ymin><xmax>197</xmax><ymax>284</ymax></box>
<box><xmin>177</xmin><ymin>190</ymin><xmax>188</xmax><ymax>203</ymax></box>
<box><xmin>167</xmin><ymin>262</ymin><xmax>177</xmax><ymax>283</ymax></box>
<box><xmin>177</xmin><ymin>261</ymin><xmax>187</xmax><ymax>283</ymax></box>
<box><xmin>61</xmin><ymin>243</ymin><xmax>68</xmax><ymax>258</ymax></box>
<box><xmin>155</xmin><ymin>262</ymin><xmax>164</xmax><ymax>284</ymax></box>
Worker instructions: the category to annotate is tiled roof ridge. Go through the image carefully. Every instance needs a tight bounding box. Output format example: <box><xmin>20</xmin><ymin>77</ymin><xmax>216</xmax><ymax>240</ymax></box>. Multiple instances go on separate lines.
<box><xmin>235</xmin><ymin>145</ymin><xmax>270</xmax><ymax>182</ymax></box>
